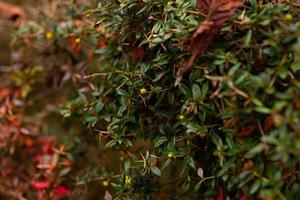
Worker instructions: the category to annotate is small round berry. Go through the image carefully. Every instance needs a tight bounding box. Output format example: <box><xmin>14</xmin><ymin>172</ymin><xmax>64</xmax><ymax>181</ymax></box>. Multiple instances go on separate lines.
<box><xmin>140</xmin><ymin>88</ymin><xmax>147</xmax><ymax>95</ymax></box>
<box><xmin>45</xmin><ymin>31</ymin><xmax>53</xmax><ymax>40</ymax></box>
<box><xmin>75</xmin><ymin>37</ymin><xmax>81</xmax><ymax>43</ymax></box>
<box><xmin>178</xmin><ymin>115</ymin><xmax>185</xmax><ymax>120</ymax></box>
<box><xmin>102</xmin><ymin>180</ymin><xmax>109</xmax><ymax>187</ymax></box>
<box><xmin>167</xmin><ymin>153</ymin><xmax>174</xmax><ymax>158</ymax></box>
<box><xmin>285</xmin><ymin>13</ymin><xmax>293</xmax><ymax>21</ymax></box>
<box><xmin>125</xmin><ymin>175</ymin><xmax>132</xmax><ymax>186</ymax></box>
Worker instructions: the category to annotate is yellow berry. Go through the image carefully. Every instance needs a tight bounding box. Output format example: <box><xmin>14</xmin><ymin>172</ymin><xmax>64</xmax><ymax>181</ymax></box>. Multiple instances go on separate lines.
<box><xmin>140</xmin><ymin>88</ymin><xmax>147</xmax><ymax>95</ymax></box>
<box><xmin>102</xmin><ymin>180</ymin><xmax>109</xmax><ymax>187</ymax></box>
<box><xmin>125</xmin><ymin>175</ymin><xmax>132</xmax><ymax>186</ymax></box>
<box><xmin>285</xmin><ymin>13</ymin><xmax>293</xmax><ymax>21</ymax></box>
<box><xmin>167</xmin><ymin>153</ymin><xmax>174</xmax><ymax>158</ymax></box>
<box><xmin>45</xmin><ymin>31</ymin><xmax>53</xmax><ymax>40</ymax></box>
<box><xmin>75</xmin><ymin>38</ymin><xmax>81</xmax><ymax>43</ymax></box>
<box><xmin>178</xmin><ymin>115</ymin><xmax>185</xmax><ymax>120</ymax></box>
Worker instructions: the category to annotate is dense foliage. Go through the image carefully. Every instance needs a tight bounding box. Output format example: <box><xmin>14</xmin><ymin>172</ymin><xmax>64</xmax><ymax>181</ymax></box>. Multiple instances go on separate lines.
<box><xmin>1</xmin><ymin>0</ymin><xmax>300</xmax><ymax>199</ymax></box>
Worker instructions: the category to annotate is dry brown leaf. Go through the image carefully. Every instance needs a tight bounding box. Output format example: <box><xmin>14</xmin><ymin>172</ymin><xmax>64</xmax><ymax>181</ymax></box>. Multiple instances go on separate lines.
<box><xmin>104</xmin><ymin>191</ymin><xmax>113</xmax><ymax>200</ymax></box>
<box><xmin>175</xmin><ymin>0</ymin><xmax>243</xmax><ymax>86</ymax></box>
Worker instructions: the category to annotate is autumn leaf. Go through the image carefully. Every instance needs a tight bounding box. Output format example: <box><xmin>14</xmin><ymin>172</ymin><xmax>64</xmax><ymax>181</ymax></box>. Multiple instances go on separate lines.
<box><xmin>97</xmin><ymin>39</ymin><xmax>106</xmax><ymax>48</ymax></box>
<box><xmin>32</xmin><ymin>180</ymin><xmax>50</xmax><ymax>190</ymax></box>
<box><xmin>239</xmin><ymin>118</ymin><xmax>259</xmax><ymax>137</ymax></box>
<box><xmin>218</xmin><ymin>187</ymin><xmax>224</xmax><ymax>200</ymax></box>
<box><xmin>54</xmin><ymin>185</ymin><xmax>70</xmax><ymax>196</ymax></box>
<box><xmin>263</xmin><ymin>116</ymin><xmax>274</xmax><ymax>131</ymax></box>
<box><xmin>239</xmin><ymin>126</ymin><xmax>255</xmax><ymax>137</ymax></box>
<box><xmin>175</xmin><ymin>0</ymin><xmax>243</xmax><ymax>86</ymax></box>
<box><xmin>239</xmin><ymin>190</ymin><xmax>247</xmax><ymax>200</ymax></box>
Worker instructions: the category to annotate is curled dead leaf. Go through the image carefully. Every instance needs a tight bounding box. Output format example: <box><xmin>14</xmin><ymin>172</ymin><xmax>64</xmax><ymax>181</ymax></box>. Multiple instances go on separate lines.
<box><xmin>175</xmin><ymin>0</ymin><xmax>243</xmax><ymax>86</ymax></box>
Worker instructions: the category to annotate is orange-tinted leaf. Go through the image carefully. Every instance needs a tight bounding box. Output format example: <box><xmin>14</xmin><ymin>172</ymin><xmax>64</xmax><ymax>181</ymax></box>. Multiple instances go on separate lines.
<box><xmin>0</xmin><ymin>87</ymin><xmax>10</xmax><ymax>100</ymax></box>
<box><xmin>242</xmin><ymin>160</ymin><xmax>254</xmax><ymax>171</ymax></box>
<box><xmin>88</xmin><ymin>49</ymin><xmax>95</xmax><ymax>61</ymax></box>
<box><xmin>97</xmin><ymin>39</ymin><xmax>106</xmax><ymax>48</ymax></box>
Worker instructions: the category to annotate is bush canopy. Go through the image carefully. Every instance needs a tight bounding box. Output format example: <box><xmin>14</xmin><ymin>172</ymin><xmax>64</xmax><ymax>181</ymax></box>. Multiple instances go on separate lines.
<box><xmin>1</xmin><ymin>0</ymin><xmax>300</xmax><ymax>199</ymax></box>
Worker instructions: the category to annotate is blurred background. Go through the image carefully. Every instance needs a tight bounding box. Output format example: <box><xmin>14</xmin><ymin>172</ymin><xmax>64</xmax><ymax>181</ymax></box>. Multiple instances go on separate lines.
<box><xmin>0</xmin><ymin>1</ymin><xmax>120</xmax><ymax>199</ymax></box>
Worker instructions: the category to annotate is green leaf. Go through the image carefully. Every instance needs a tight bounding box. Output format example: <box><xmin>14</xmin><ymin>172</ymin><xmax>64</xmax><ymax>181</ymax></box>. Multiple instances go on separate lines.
<box><xmin>244</xmin><ymin>29</ymin><xmax>252</xmax><ymax>47</ymax></box>
<box><xmin>245</xmin><ymin>144</ymin><xmax>264</xmax><ymax>159</ymax></box>
<box><xmin>154</xmin><ymin>136</ymin><xmax>168</xmax><ymax>147</ymax></box>
<box><xmin>151</xmin><ymin>167</ymin><xmax>161</xmax><ymax>176</ymax></box>
<box><xmin>250</xmin><ymin>179</ymin><xmax>261</xmax><ymax>194</ymax></box>
<box><xmin>116</xmin><ymin>88</ymin><xmax>129</xmax><ymax>96</ymax></box>
<box><xmin>192</xmin><ymin>84</ymin><xmax>201</xmax><ymax>100</ymax></box>
<box><xmin>185</xmin><ymin>156</ymin><xmax>196</xmax><ymax>170</ymax></box>
<box><xmin>105</xmin><ymin>140</ymin><xmax>117</xmax><ymax>149</ymax></box>
<box><xmin>255</xmin><ymin>106</ymin><xmax>272</xmax><ymax>114</ymax></box>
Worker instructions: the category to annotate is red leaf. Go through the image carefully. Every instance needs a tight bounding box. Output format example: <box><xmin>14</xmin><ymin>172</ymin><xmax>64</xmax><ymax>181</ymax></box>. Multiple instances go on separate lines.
<box><xmin>239</xmin><ymin>118</ymin><xmax>259</xmax><ymax>137</ymax></box>
<box><xmin>175</xmin><ymin>0</ymin><xmax>243</xmax><ymax>86</ymax></box>
<box><xmin>32</xmin><ymin>180</ymin><xmax>50</xmax><ymax>190</ymax></box>
<box><xmin>197</xmin><ymin>0</ymin><xmax>210</xmax><ymax>13</ymax></box>
<box><xmin>97</xmin><ymin>39</ymin><xmax>106</xmax><ymax>48</ymax></box>
<box><xmin>38</xmin><ymin>136</ymin><xmax>54</xmax><ymax>154</ymax></box>
<box><xmin>239</xmin><ymin>191</ymin><xmax>247</xmax><ymax>200</ymax></box>
<box><xmin>69</xmin><ymin>36</ymin><xmax>82</xmax><ymax>53</ymax></box>
<box><xmin>4</xmin><ymin>168</ymin><xmax>13</xmax><ymax>176</ymax></box>
<box><xmin>263</xmin><ymin>116</ymin><xmax>273</xmax><ymax>131</ymax></box>
<box><xmin>239</xmin><ymin>126</ymin><xmax>255</xmax><ymax>137</ymax></box>
<box><xmin>88</xmin><ymin>49</ymin><xmax>95</xmax><ymax>61</ymax></box>
<box><xmin>54</xmin><ymin>185</ymin><xmax>70</xmax><ymax>196</ymax></box>
<box><xmin>133</xmin><ymin>47</ymin><xmax>145</xmax><ymax>60</ymax></box>
<box><xmin>218</xmin><ymin>187</ymin><xmax>223</xmax><ymax>200</ymax></box>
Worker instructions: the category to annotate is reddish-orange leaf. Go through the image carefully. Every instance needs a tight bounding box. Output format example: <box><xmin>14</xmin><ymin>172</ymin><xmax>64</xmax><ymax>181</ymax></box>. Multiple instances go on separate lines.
<box><xmin>242</xmin><ymin>160</ymin><xmax>254</xmax><ymax>171</ymax></box>
<box><xmin>0</xmin><ymin>87</ymin><xmax>10</xmax><ymax>100</ymax></box>
<box><xmin>88</xmin><ymin>48</ymin><xmax>95</xmax><ymax>61</ymax></box>
<box><xmin>97</xmin><ymin>39</ymin><xmax>106</xmax><ymax>48</ymax></box>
